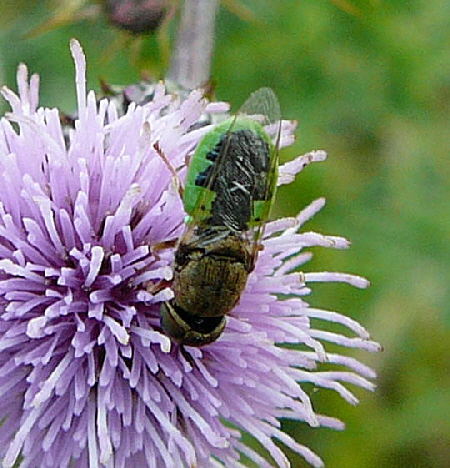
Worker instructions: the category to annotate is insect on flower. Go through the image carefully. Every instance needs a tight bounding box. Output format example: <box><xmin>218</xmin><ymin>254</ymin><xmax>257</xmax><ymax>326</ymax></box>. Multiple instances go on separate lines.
<box><xmin>0</xmin><ymin>40</ymin><xmax>380</xmax><ymax>468</ymax></box>
<box><xmin>160</xmin><ymin>88</ymin><xmax>281</xmax><ymax>346</ymax></box>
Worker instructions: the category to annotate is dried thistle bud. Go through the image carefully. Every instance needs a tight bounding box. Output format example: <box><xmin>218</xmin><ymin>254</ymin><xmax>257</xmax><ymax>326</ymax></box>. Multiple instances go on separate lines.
<box><xmin>103</xmin><ymin>0</ymin><xmax>169</xmax><ymax>34</ymax></box>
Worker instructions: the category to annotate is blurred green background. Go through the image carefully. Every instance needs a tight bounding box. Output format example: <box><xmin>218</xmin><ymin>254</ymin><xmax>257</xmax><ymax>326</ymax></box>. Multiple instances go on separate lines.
<box><xmin>1</xmin><ymin>1</ymin><xmax>449</xmax><ymax>467</ymax></box>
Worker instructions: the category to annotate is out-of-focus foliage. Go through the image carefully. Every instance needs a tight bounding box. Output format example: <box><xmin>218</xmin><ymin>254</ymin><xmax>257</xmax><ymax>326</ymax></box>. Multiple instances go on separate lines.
<box><xmin>1</xmin><ymin>1</ymin><xmax>449</xmax><ymax>467</ymax></box>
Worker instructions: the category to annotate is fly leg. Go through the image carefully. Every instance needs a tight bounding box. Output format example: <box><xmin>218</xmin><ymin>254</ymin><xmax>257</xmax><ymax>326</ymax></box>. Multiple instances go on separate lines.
<box><xmin>151</xmin><ymin>239</ymin><xmax>177</xmax><ymax>258</ymax></box>
<box><xmin>142</xmin><ymin>239</ymin><xmax>178</xmax><ymax>296</ymax></box>
<box><xmin>153</xmin><ymin>141</ymin><xmax>185</xmax><ymax>199</ymax></box>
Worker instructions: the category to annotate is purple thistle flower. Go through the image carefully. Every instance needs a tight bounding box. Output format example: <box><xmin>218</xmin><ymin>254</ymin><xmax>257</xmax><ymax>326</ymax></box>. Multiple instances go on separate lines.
<box><xmin>0</xmin><ymin>39</ymin><xmax>380</xmax><ymax>468</ymax></box>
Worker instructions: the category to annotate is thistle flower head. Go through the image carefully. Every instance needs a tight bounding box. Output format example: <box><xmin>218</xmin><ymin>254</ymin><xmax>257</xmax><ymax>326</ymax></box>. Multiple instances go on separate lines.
<box><xmin>0</xmin><ymin>40</ymin><xmax>379</xmax><ymax>468</ymax></box>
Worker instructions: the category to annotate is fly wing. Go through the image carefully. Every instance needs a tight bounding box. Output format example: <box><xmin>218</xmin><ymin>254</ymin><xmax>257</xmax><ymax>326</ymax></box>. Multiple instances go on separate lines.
<box><xmin>183</xmin><ymin>88</ymin><xmax>281</xmax><ymax>248</ymax></box>
<box><xmin>239</xmin><ymin>88</ymin><xmax>282</xmax><ymax>259</ymax></box>
<box><xmin>183</xmin><ymin>115</ymin><xmax>237</xmax><ymax>228</ymax></box>
<box><xmin>239</xmin><ymin>87</ymin><xmax>281</xmax><ymax>129</ymax></box>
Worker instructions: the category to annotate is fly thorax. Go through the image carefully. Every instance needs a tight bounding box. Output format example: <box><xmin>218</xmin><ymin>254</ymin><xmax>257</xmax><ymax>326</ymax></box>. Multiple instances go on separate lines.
<box><xmin>172</xmin><ymin>228</ymin><xmax>252</xmax><ymax>317</ymax></box>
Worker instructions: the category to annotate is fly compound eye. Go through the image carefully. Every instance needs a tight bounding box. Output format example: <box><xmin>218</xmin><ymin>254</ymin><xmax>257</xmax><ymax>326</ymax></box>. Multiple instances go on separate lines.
<box><xmin>160</xmin><ymin>301</ymin><xmax>226</xmax><ymax>347</ymax></box>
